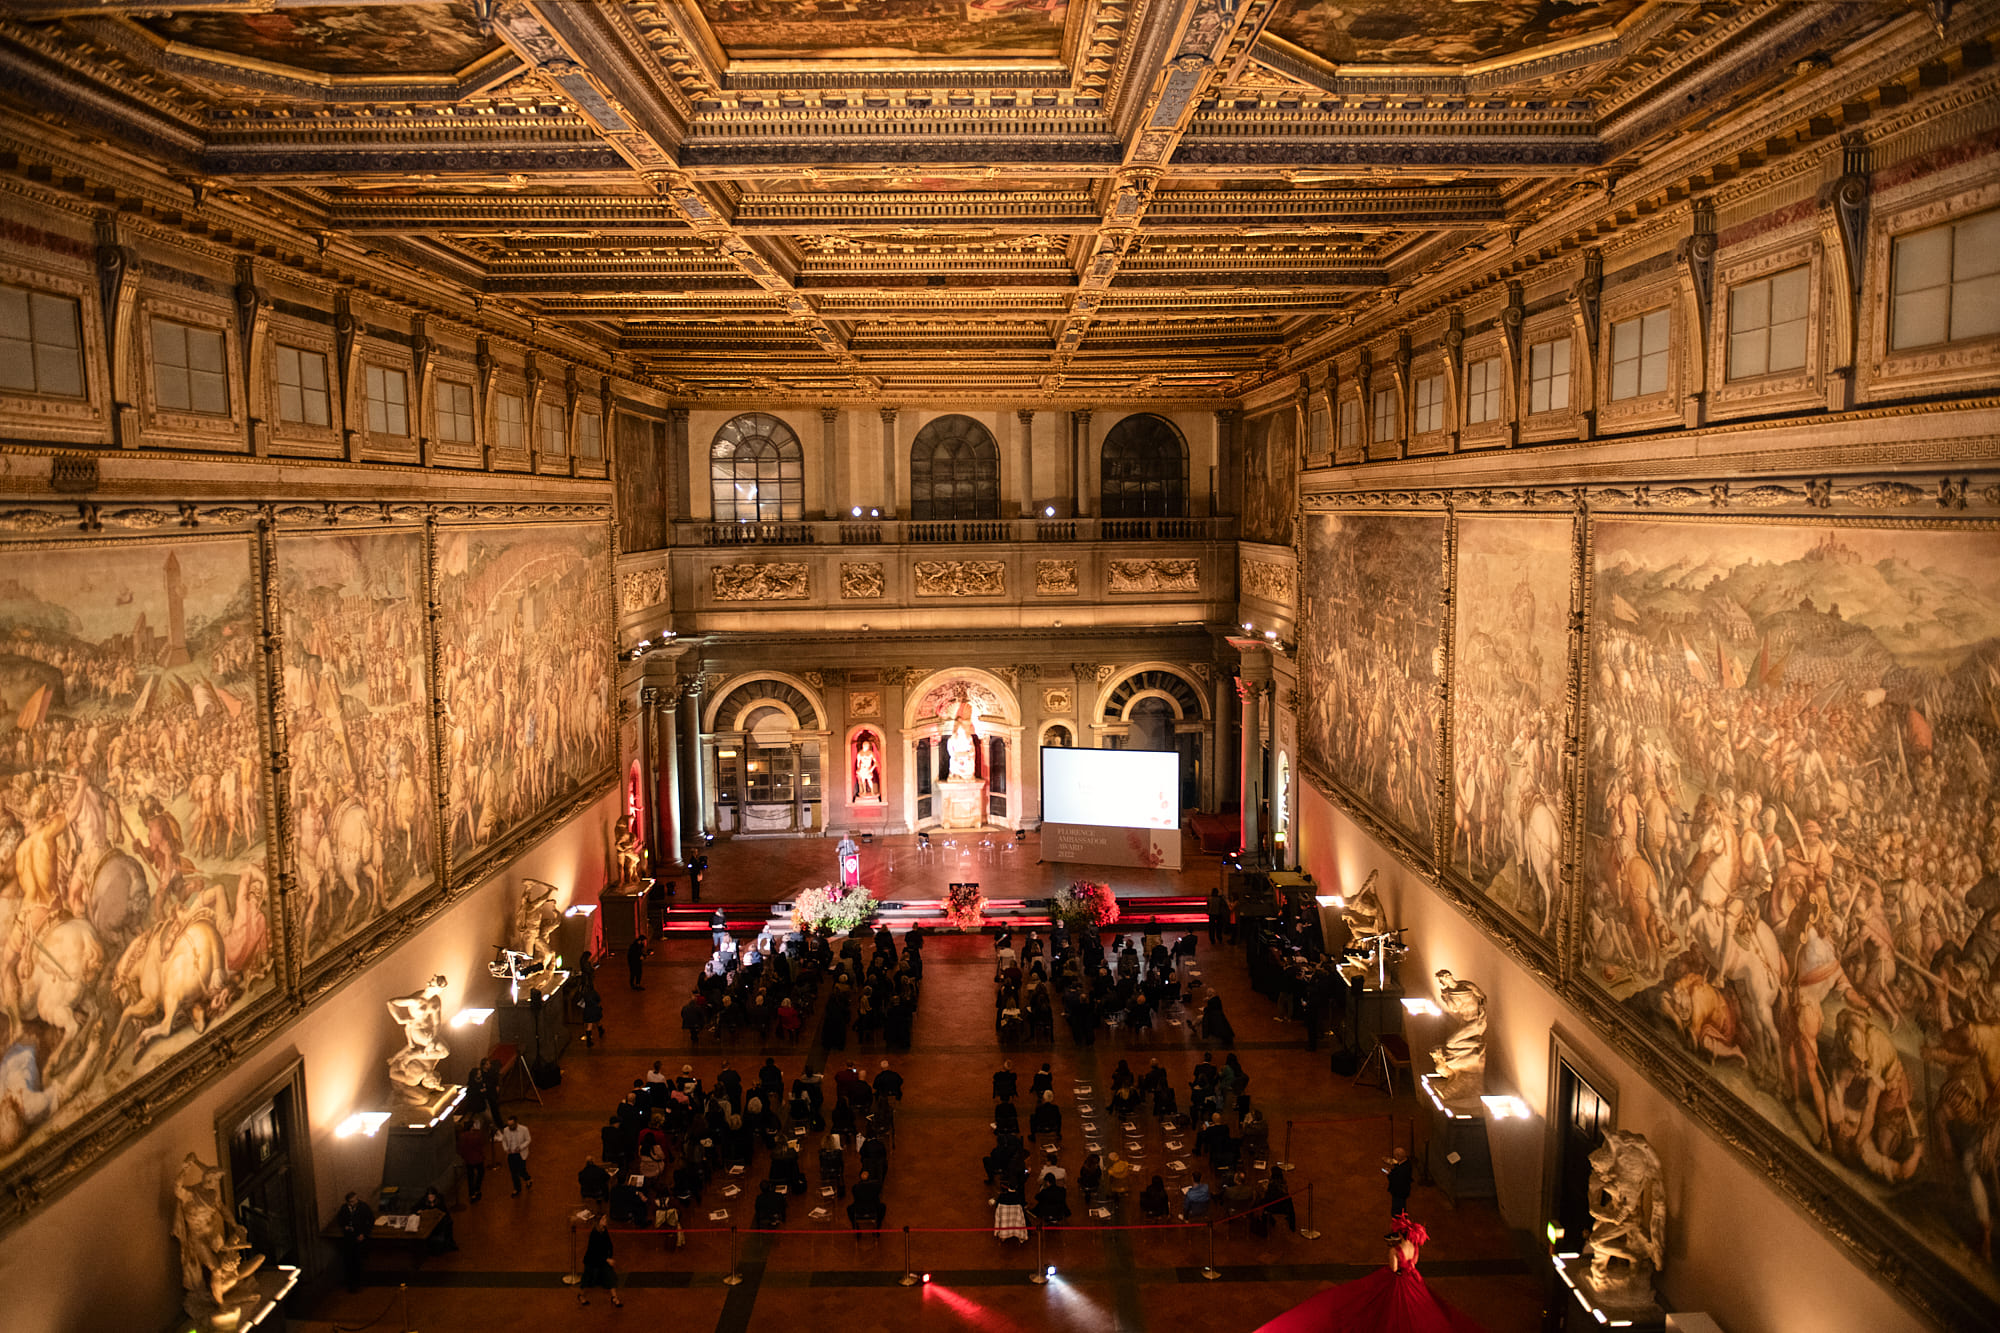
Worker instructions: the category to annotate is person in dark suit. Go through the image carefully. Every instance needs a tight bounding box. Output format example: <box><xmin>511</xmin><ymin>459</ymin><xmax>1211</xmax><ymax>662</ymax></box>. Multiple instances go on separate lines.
<box><xmin>334</xmin><ymin>1191</ymin><xmax>374</xmax><ymax>1292</ymax></box>
<box><xmin>627</xmin><ymin>934</ymin><xmax>647</xmax><ymax>989</ymax></box>
<box><xmin>1386</xmin><ymin>1147</ymin><xmax>1414</xmax><ymax>1215</ymax></box>
<box><xmin>847</xmin><ymin>1166</ymin><xmax>885</xmax><ymax>1229</ymax></box>
<box><xmin>578</xmin><ymin>1213</ymin><xmax>621</xmax><ymax>1307</ymax></box>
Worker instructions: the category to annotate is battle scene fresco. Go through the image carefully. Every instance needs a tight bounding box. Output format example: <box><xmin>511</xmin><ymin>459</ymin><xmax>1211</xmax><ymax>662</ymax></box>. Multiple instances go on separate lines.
<box><xmin>277</xmin><ymin>531</ymin><xmax>434</xmax><ymax>964</ymax></box>
<box><xmin>135</xmin><ymin>4</ymin><xmax>500</xmax><ymax>77</ymax></box>
<box><xmin>0</xmin><ymin>537</ymin><xmax>273</xmax><ymax>1170</ymax></box>
<box><xmin>696</xmin><ymin>0</ymin><xmax>1069</xmax><ymax>61</ymax></box>
<box><xmin>437</xmin><ymin>523</ymin><xmax>612</xmax><ymax>868</ymax></box>
<box><xmin>1269</xmin><ymin>0</ymin><xmax>1646</xmax><ymax>66</ymax></box>
<box><xmin>1452</xmin><ymin>515</ymin><xmax>1572</xmax><ymax>944</ymax></box>
<box><xmin>1240</xmin><ymin>408</ymin><xmax>1297</xmax><ymax>548</ymax></box>
<box><xmin>1585</xmin><ymin>518</ymin><xmax>2000</xmax><ymax>1302</ymax></box>
<box><xmin>1298</xmin><ymin>511</ymin><xmax>1444</xmax><ymax>857</ymax></box>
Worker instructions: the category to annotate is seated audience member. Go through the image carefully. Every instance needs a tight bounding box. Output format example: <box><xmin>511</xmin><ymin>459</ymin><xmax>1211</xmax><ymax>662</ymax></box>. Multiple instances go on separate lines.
<box><xmin>1034</xmin><ymin>1173</ymin><xmax>1072</xmax><ymax>1225</ymax></box>
<box><xmin>848</xmin><ymin>1167</ymin><xmax>886</xmax><ymax>1230</ymax></box>
<box><xmin>417</xmin><ymin>1186</ymin><xmax>457</xmax><ymax>1253</ymax></box>
<box><xmin>753</xmin><ymin>1180</ymin><xmax>788</xmax><ymax>1229</ymax></box>
<box><xmin>1182</xmin><ymin>1172</ymin><xmax>1212</xmax><ymax>1220</ymax></box>
<box><xmin>1139</xmin><ymin>1174</ymin><xmax>1171</xmax><ymax>1219</ymax></box>
<box><xmin>577</xmin><ymin>1156</ymin><xmax>611</xmax><ymax>1204</ymax></box>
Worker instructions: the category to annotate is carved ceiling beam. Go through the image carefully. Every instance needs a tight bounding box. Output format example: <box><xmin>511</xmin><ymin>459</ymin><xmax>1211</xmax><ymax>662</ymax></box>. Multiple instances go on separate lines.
<box><xmin>481</xmin><ymin>0</ymin><xmax>857</xmax><ymax>372</ymax></box>
<box><xmin>1050</xmin><ymin>0</ymin><xmax>1283</xmax><ymax>370</ymax></box>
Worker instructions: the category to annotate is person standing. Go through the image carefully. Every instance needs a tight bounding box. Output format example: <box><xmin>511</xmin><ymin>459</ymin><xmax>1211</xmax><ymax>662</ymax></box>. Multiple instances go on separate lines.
<box><xmin>578</xmin><ymin>1213</ymin><xmax>621</xmax><ymax>1307</ymax></box>
<box><xmin>333</xmin><ymin>1190</ymin><xmax>374</xmax><ymax>1292</ymax></box>
<box><xmin>627</xmin><ymin>933</ymin><xmax>647</xmax><ymax>990</ymax></box>
<box><xmin>498</xmin><ymin>1114</ymin><xmax>534</xmax><ymax>1196</ymax></box>
<box><xmin>577</xmin><ymin>975</ymin><xmax>605</xmax><ymax>1048</ymax></box>
<box><xmin>1386</xmin><ymin>1146</ymin><xmax>1414</xmax><ymax>1216</ymax></box>
<box><xmin>455</xmin><ymin>1114</ymin><xmax>489</xmax><ymax>1202</ymax></box>
<box><xmin>1207</xmin><ymin>887</ymin><xmax>1227</xmax><ymax>945</ymax></box>
<box><xmin>689</xmin><ymin>852</ymin><xmax>707</xmax><ymax>903</ymax></box>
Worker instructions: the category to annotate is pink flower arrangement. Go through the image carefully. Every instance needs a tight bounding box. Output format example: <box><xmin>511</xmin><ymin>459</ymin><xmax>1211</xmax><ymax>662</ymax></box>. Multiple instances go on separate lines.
<box><xmin>1053</xmin><ymin>880</ymin><xmax>1120</xmax><ymax>929</ymax></box>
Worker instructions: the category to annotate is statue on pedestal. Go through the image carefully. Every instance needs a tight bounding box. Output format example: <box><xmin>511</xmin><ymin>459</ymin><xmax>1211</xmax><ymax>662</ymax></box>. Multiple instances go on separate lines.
<box><xmin>612</xmin><ymin>814</ymin><xmax>643</xmax><ymax>886</ymax></box>
<box><xmin>1344</xmin><ymin>869</ymin><xmax>1386</xmax><ymax>939</ymax></box>
<box><xmin>1428</xmin><ymin>969</ymin><xmax>1488</xmax><ymax>1102</ymax></box>
<box><xmin>173</xmin><ymin>1152</ymin><xmax>265</xmax><ymax>1325</ymax></box>
<box><xmin>386</xmin><ymin>974</ymin><xmax>450</xmax><ymax>1103</ymax></box>
<box><xmin>854</xmin><ymin>733</ymin><xmax>880</xmax><ymax>801</ymax></box>
<box><xmin>509</xmin><ymin>880</ymin><xmax>564</xmax><ymax>996</ymax></box>
<box><xmin>1583</xmin><ymin>1130</ymin><xmax>1667</xmax><ymax>1305</ymax></box>
<box><xmin>947</xmin><ymin>712</ymin><xmax>978</xmax><ymax>780</ymax></box>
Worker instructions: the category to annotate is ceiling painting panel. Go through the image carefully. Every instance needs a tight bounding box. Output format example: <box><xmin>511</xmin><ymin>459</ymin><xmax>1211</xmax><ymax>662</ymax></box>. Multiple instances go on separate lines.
<box><xmin>1267</xmin><ymin>0</ymin><xmax>1648</xmax><ymax>68</ymax></box>
<box><xmin>134</xmin><ymin>3</ymin><xmax>501</xmax><ymax>77</ymax></box>
<box><xmin>693</xmin><ymin>0</ymin><xmax>1072</xmax><ymax>62</ymax></box>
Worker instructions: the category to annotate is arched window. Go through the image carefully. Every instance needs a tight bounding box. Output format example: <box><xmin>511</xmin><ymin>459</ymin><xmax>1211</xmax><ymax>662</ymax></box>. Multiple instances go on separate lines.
<box><xmin>910</xmin><ymin>415</ymin><xmax>999</xmax><ymax>520</ymax></box>
<box><xmin>710</xmin><ymin>413</ymin><xmax>803</xmax><ymax>522</ymax></box>
<box><xmin>1100</xmin><ymin>413</ymin><xmax>1187</xmax><ymax>518</ymax></box>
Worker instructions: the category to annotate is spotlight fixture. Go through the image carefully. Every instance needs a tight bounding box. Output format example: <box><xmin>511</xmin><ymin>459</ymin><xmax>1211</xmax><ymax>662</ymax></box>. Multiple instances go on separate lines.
<box><xmin>852</xmin><ymin>506</ymin><xmax>863</xmax><ymax>517</ymax></box>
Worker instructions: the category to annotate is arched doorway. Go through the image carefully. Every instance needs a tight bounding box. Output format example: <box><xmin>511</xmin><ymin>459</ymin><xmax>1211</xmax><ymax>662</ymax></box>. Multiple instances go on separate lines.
<box><xmin>904</xmin><ymin>671</ymin><xmax>1019</xmax><ymax>831</ymax></box>
<box><xmin>1097</xmin><ymin>665</ymin><xmax>1207</xmax><ymax>811</ymax></box>
<box><xmin>705</xmin><ymin>675</ymin><xmax>826</xmax><ymax>832</ymax></box>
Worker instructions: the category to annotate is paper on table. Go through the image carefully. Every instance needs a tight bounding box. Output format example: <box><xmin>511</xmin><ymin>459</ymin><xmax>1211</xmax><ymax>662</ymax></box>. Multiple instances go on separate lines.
<box><xmin>1165</xmin><ymin>1140</ymin><xmax>1184</xmax><ymax>1150</ymax></box>
<box><xmin>821</xmin><ymin>1186</ymin><xmax>836</xmax><ymax>1197</ymax></box>
<box><xmin>1167</xmin><ymin>1160</ymin><xmax>1188</xmax><ymax>1172</ymax></box>
<box><xmin>721</xmin><ymin>1185</ymin><xmax>741</xmax><ymax>1198</ymax></box>
<box><xmin>1090</xmin><ymin>1208</ymin><xmax>1111</xmax><ymax>1219</ymax></box>
<box><xmin>708</xmin><ymin>1209</ymin><xmax>730</xmax><ymax>1221</ymax></box>
<box><xmin>728</xmin><ymin>1165</ymin><xmax>746</xmax><ymax>1175</ymax></box>
<box><xmin>809</xmin><ymin>1207</ymin><xmax>831</xmax><ymax>1221</ymax></box>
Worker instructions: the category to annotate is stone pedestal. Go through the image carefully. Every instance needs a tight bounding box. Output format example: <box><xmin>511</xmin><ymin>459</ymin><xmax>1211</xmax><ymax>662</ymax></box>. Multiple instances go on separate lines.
<box><xmin>938</xmin><ymin>777</ymin><xmax>987</xmax><ymax>828</ymax></box>
<box><xmin>497</xmin><ymin>985</ymin><xmax>571</xmax><ymax>1066</ymax></box>
<box><xmin>382</xmin><ymin>1090</ymin><xmax>466</xmax><ymax>1201</ymax></box>
<box><xmin>1420</xmin><ymin>1075</ymin><xmax>1494</xmax><ymax>1206</ymax></box>
<box><xmin>1552</xmin><ymin>1253</ymin><xmax>1667</xmax><ymax>1331</ymax></box>
<box><xmin>181</xmin><ymin>1263</ymin><xmax>299</xmax><ymax>1333</ymax></box>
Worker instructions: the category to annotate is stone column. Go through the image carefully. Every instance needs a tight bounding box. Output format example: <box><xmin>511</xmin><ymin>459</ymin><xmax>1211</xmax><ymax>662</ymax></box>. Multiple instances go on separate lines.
<box><xmin>639</xmin><ymin>684</ymin><xmax>665</xmax><ymax>873</ymax></box>
<box><xmin>1070</xmin><ymin>409</ymin><xmax>1092</xmax><ymax>517</ymax></box>
<box><xmin>1236</xmin><ymin>678</ymin><xmax>1262</xmax><ymax>858</ymax></box>
<box><xmin>1266</xmin><ymin>687</ymin><xmax>1285</xmax><ymax>868</ymax></box>
<box><xmin>1018</xmin><ymin>665</ymin><xmax>1042</xmax><ymax>827</ymax></box>
<box><xmin>669</xmin><ymin>407</ymin><xmax>692</xmax><ymax>521</ymax></box>
<box><xmin>879</xmin><ymin>408</ymin><xmax>898</xmax><ymax>518</ymax></box>
<box><xmin>1213</xmin><ymin>671</ymin><xmax>1236</xmax><ymax>811</ymax></box>
<box><xmin>819</xmin><ymin>407</ymin><xmax>840</xmax><ymax>519</ymax></box>
<box><xmin>881</xmin><ymin>667</ymin><xmax>909</xmax><ymax>832</ymax></box>
<box><xmin>790</xmin><ymin>741</ymin><xmax>805</xmax><ymax>830</ymax></box>
<box><xmin>1215</xmin><ymin>409</ymin><xmax>1240</xmax><ymax>518</ymax></box>
<box><xmin>679</xmin><ymin>675</ymin><xmax>706</xmax><ymax>842</ymax></box>
<box><xmin>1016</xmin><ymin>409</ymin><xmax>1037</xmax><ymax>517</ymax></box>
<box><xmin>655</xmin><ymin>686</ymin><xmax>684</xmax><ymax>869</ymax></box>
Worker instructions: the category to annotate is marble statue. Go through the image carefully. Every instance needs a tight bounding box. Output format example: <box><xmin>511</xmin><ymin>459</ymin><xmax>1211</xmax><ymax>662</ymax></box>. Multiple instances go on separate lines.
<box><xmin>1344</xmin><ymin>869</ymin><xmax>1386</xmax><ymax>938</ymax></box>
<box><xmin>854</xmin><ymin>734</ymin><xmax>880</xmax><ymax>800</ymax></box>
<box><xmin>612</xmin><ymin>814</ymin><xmax>643</xmax><ymax>886</ymax></box>
<box><xmin>511</xmin><ymin>880</ymin><xmax>564</xmax><ymax>996</ymax></box>
<box><xmin>386</xmin><ymin>974</ymin><xmax>450</xmax><ymax>1103</ymax></box>
<box><xmin>1583</xmin><ymin>1130</ymin><xmax>1668</xmax><ymax>1301</ymax></box>
<box><xmin>947</xmin><ymin>713</ymin><xmax>978</xmax><ymax>780</ymax></box>
<box><xmin>173</xmin><ymin>1152</ymin><xmax>264</xmax><ymax>1321</ymax></box>
<box><xmin>1429</xmin><ymin>969</ymin><xmax>1488</xmax><ymax>1101</ymax></box>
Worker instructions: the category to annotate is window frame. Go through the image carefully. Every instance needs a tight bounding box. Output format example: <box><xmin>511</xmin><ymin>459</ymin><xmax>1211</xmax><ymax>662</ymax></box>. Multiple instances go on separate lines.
<box><xmin>274</xmin><ymin>342</ymin><xmax>333</xmax><ymax>431</ymax></box>
<box><xmin>1725</xmin><ymin>263</ymin><xmax>1812</xmax><ymax>382</ymax></box>
<box><xmin>710</xmin><ymin>412</ymin><xmax>806</xmax><ymax>522</ymax></box>
<box><xmin>1099</xmin><ymin>412</ymin><xmax>1188</xmax><ymax>519</ymax></box>
<box><xmin>1597</xmin><ymin>277</ymin><xmax>1681</xmax><ymax>432</ymax></box>
<box><xmin>536</xmin><ymin>394</ymin><xmax>569</xmax><ymax>468</ymax></box>
<box><xmin>1411</xmin><ymin>368</ymin><xmax>1447</xmax><ymax>438</ymax></box>
<box><xmin>1708</xmin><ymin>236</ymin><xmax>1823</xmax><ymax>420</ymax></box>
<box><xmin>149</xmin><ymin>315</ymin><xmax>231</xmax><ymax>418</ymax></box>
<box><xmin>135</xmin><ymin>291</ymin><xmax>245</xmax><ymax>451</ymax></box>
<box><xmin>489</xmin><ymin>382</ymin><xmax>529</xmax><ymax>467</ymax></box>
<box><xmin>1516</xmin><ymin>310</ymin><xmax>1581</xmax><ymax>444</ymax></box>
<box><xmin>0</xmin><ymin>280</ymin><xmax>86</xmax><ymax>402</ymax></box>
<box><xmin>1888</xmin><ymin>206</ymin><xmax>2000</xmax><ymax>353</ymax></box>
<box><xmin>433</xmin><ymin>377</ymin><xmax>476</xmax><ymax>449</ymax></box>
<box><xmin>1861</xmin><ymin>178</ymin><xmax>2000</xmax><ymax>401</ymax></box>
<box><xmin>1463</xmin><ymin>353</ymin><xmax>1504</xmax><ymax>427</ymax></box>
<box><xmin>1607</xmin><ymin>307</ymin><xmax>1672</xmax><ymax>403</ymax></box>
<box><xmin>1370</xmin><ymin>384</ymin><xmax>1399</xmax><ymax>446</ymax></box>
<box><xmin>1335</xmin><ymin>394</ymin><xmax>1362</xmax><ymax>460</ymax></box>
<box><xmin>909</xmin><ymin>413</ymin><xmax>1002</xmax><ymax>521</ymax></box>
<box><xmin>0</xmin><ymin>258</ymin><xmax>106</xmax><ymax>444</ymax></box>
<box><xmin>575</xmin><ymin>407</ymin><xmax>604</xmax><ymax>462</ymax></box>
<box><xmin>362</xmin><ymin>361</ymin><xmax>411</xmax><ymax>439</ymax></box>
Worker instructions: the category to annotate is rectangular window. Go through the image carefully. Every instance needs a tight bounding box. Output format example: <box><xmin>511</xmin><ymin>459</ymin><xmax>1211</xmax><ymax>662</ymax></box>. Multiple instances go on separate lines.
<box><xmin>1413</xmin><ymin>373</ymin><xmax>1445</xmax><ymax>434</ymax></box>
<box><xmin>435</xmin><ymin>381</ymin><xmax>475</xmax><ymax>444</ymax></box>
<box><xmin>1528</xmin><ymin>337</ymin><xmax>1570</xmax><ymax>414</ymax></box>
<box><xmin>151</xmin><ymin>317</ymin><xmax>229</xmax><ymax>415</ymax></box>
<box><xmin>1891</xmin><ymin>208</ymin><xmax>2000</xmax><ymax>350</ymax></box>
<box><xmin>0</xmin><ymin>284</ymin><xmax>85</xmax><ymax>397</ymax></box>
<box><xmin>1371</xmin><ymin>385</ymin><xmax>1398</xmax><ymax>443</ymax></box>
<box><xmin>576</xmin><ymin>410</ymin><xmax>603</xmax><ymax>459</ymax></box>
<box><xmin>1465</xmin><ymin>356</ymin><xmax>1503</xmax><ymax>425</ymax></box>
<box><xmin>274</xmin><ymin>344</ymin><xmax>330</xmax><ymax>427</ymax></box>
<box><xmin>539</xmin><ymin>399</ymin><xmax>567</xmax><ymax>456</ymax></box>
<box><xmin>1609</xmin><ymin>309</ymin><xmax>1671</xmax><ymax>401</ymax></box>
<box><xmin>1727</xmin><ymin>264</ymin><xmax>1811</xmax><ymax>379</ymax></box>
<box><xmin>364</xmin><ymin>364</ymin><xmax>409</xmax><ymax>436</ymax></box>
<box><xmin>494</xmin><ymin>391</ymin><xmax>525</xmax><ymax>450</ymax></box>
<box><xmin>1337</xmin><ymin>398</ymin><xmax>1360</xmax><ymax>451</ymax></box>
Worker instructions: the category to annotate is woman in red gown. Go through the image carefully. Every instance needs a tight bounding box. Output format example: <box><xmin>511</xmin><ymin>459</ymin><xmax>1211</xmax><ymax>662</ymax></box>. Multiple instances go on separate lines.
<box><xmin>1255</xmin><ymin>1214</ymin><xmax>1488</xmax><ymax>1333</ymax></box>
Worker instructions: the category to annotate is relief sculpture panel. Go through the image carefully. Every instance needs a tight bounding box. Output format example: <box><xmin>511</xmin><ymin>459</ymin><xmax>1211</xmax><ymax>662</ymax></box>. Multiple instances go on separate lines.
<box><xmin>276</xmin><ymin>530</ymin><xmax>434</xmax><ymax>963</ymax></box>
<box><xmin>1036</xmin><ymin>559</ymin><xmax>1078</xmax><ymax>596</ymax></box>
<box><xmin>840</xmin><ymin>562</ymin><xmax>885</xmax><ymax>600</ymax></box>
<box><xmin>714</xmin><ymin>562</ymin><xmax>809</xmax><ymax>601</ymax></box>
<box><xmin>0</xmin><ymin>535</ymin><xmax>275</xmax><ymax>1176</ymax></box>
<box><xmin>1108</xmin><ymin>559</ymin><xmax>1198</xmax><ymax>595</ymax></box>
<box><xmin>1298</xmin><ymin>512</ymin><xmax>1444</xmax><ymax>858</ymax></box>
<box><xmin>913</xmin><ymin>560</ymin><xmax>1005</xmax><ymax>597</ymax></box>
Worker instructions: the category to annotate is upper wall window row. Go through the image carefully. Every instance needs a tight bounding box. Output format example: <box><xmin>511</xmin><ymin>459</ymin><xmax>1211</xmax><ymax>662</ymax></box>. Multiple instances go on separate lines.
<box><xmin>152</xmin><ymin>317</ymin><xmax>228</xmax><ymax>415</ymax></box>
<box><xmin>1371</xmin><ymin>386</ymin><xmax>1397</xmax><ymax>442</ymax></box>
<box><xmin>1413</xmin><ymin>373</ymin><xmax>1445</xmax><ymax>434</ymax></box>
<box><xmin>1609</xmin><ymin>309</ymin><xmax>1670</xmax><ymax>401</ymax></box>
<box><xmin>1528</xmin><ymin>337</ymin><xmax>1570</xmax><ymax>414</ymax></box>
<box><xmin>365</xmin><ymin>364</ymin><xmax>408</xmax><ymax>436</ymax></box>
<box><xmin>713</xmin><ymin>412</ymin><xmax>804</xmax><ymax>521</ymax></box>
<box><xmin>436</xmin><ymin>380</ymin><xmax>475</xmax><ymax>443</ymax></box>
<box><xmin>1465</xmin><ymin>356</ymin><xmax>1503</xmax><ymax>425</ymax></box>
<box><xmin>1892</xmin><ymin>207</ymin><xmax>2000</xmax><ymax>350</ymax></box>
<box><xmin>0</xmin><ymin>284</ymin><xmax>84</xmax><ymax>398</ymax></box>
<box><xmin>276</xmin><ymin>344</ymin><xmax>331</xmax><ymax>427</ymax></box>
<box><xmin>540</xmin><ymin>399</ymin><xmax>567</xmax><ymax>456</ymax></box>
<box><xmin>1337</xmin><ymin>397</ymin><xmax>1360</xmax><ymax>451</ymax></box>
<box><xmin>495</xmin><ymin>391</ymin><xmax>525</xmax><ymax>449</ymax></box>
<box><xmin>1727</xmin><ymin>264</ymin><xmax>1810</xmax><ymax>380</ymax></box>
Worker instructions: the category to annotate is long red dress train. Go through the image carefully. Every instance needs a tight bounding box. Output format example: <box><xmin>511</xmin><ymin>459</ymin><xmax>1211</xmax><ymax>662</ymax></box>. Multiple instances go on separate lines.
<box><xmin>1255</xmin><ymin>1219</ymin><xmax>1488</xmax><ymax>1333</ymax></box>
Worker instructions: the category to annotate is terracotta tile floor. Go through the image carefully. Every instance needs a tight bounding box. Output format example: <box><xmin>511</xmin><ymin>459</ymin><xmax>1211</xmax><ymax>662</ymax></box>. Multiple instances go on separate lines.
<box><xmin>295</xmin><ymin>832</ymin><xmax>1543</xmax><ymax>1332</ymax></box>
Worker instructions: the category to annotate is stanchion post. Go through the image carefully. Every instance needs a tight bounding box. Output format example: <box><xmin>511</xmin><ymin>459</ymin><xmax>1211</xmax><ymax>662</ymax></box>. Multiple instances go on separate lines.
<box><xmin>1201</xmin><ymin>1221</ymin><xmax>1220</xmax><ymax>1280</ymax></box>
<box><xmin>1278</xmin><ymin>1119</ymin><xmax>1295</xmax><ymax>1172</ymax></box>
<box><xmin>1029</xmin><ymin>1223</ymin><xmax>1049</xmax><ymax>1284</ymax></box>
<box><xmin>899</xmin><ymin>1225</ymin><xmax>919</xmax><ymax>1286</ymax></box>
<box><xmin>1299</xmin><ymin>1181</ymin><xmax>1322</xmax><ymax>1240</ymax></box>
<box><xmin>400</xmin><ymin>1283</ymin><xmax>412</xmax><ymax>1333</ymax></box>
<box><xmin>722</xmin><ymin>1225</ymin><xmax>744</xmax><ymax>1286</ymax></box>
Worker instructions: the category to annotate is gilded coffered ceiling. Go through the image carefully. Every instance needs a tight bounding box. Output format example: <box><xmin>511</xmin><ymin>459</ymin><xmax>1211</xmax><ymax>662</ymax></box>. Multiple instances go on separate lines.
<box><xmin>0</xmin><ymin>0</ymin><xmax>1932</xmax><ymax>401</ymax></box>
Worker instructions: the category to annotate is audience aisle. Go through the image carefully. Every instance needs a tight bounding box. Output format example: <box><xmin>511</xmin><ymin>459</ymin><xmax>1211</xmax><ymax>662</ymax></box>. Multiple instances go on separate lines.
<box><xmin>296</xmin><ymin>842</ymin><xmax>1541</xmax><ymax>1333</ymax></box>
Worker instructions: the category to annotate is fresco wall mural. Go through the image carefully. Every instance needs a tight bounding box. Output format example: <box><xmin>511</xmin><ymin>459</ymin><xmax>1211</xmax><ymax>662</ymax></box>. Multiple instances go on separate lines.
<box><xmin>276</xmin><ymin>530</ymin><xmax>434</xmax><ymax>964</ymax></box>
<box><xmin>1451</xmin><ymin>515</ymin><xmax>1573</xmax><ymax>944</ymax></box>
<box><xmin>1297</xmin><ymin>510</ymin><xmax>1444</xmax><ymax>858</ymax></box>
<box><xmin>1240</xmin><ymin>408</ymin><xmax>1298</xmax><ymax>548</ymax></box>
<box><xmin>616</xmin><ymin>414</ymin><xmax>669</xmax><ymax>555</ymax></box>
<box><xmin>0</xmin><ymin>535</ymin><xmax>273</xmax><ymax>1170</ymax></box>
<box><xmin>437</xmin><ymin>523</ymin><xmax>613</xmax><ymax>869</ymax></box>
<box><xmin>1584</xmin><ymin>517</ymin><xmax>2000</xmax><ymax>1308</ymax></box>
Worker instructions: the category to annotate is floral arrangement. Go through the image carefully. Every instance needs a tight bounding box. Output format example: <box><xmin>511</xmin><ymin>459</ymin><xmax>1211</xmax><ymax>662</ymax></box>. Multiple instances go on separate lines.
<box><xmin>1051</xmin><ymin>880</ymin><xmax>1120</xmax><ymax>930</ymax></box>
<box><xmin>943</xmin><ymin>882</ymin><xmax>988</xmax><ymax>930</ymax></box>
<box><xmin>790</xmin><ymin>884</ymin><xmax>877</xmax><ymax>934</ymax></box>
